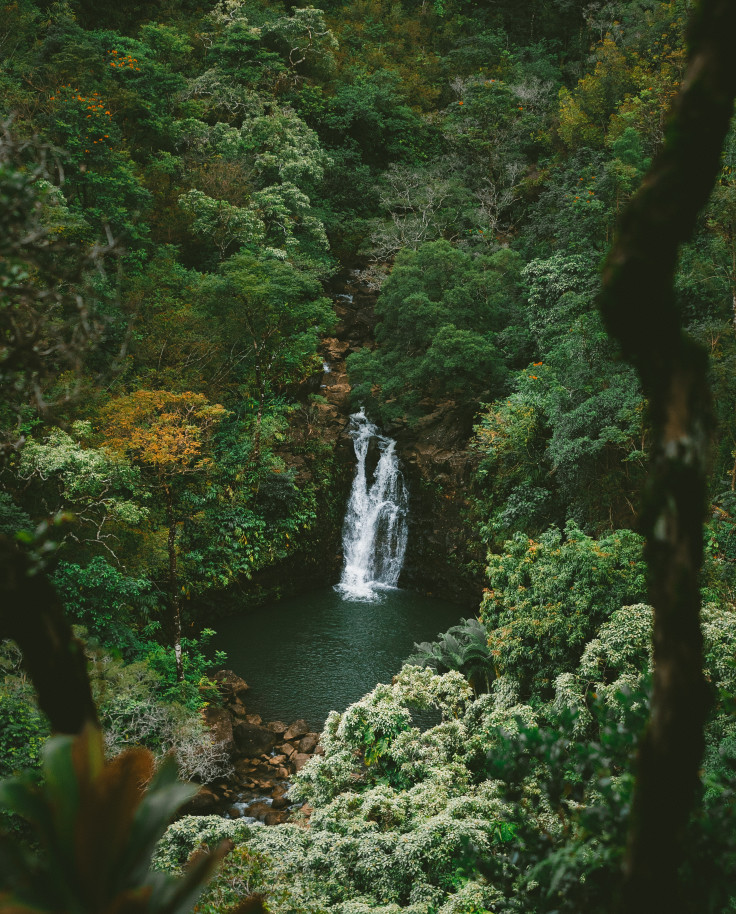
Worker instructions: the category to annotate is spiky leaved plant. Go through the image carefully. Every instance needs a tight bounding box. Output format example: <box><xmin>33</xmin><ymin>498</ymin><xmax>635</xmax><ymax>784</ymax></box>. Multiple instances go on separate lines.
<box><xmin>408</xmin><ymin>617</ymin><xmax>495</xmax><ymax>695</ymax></box>
<box><xmin>0</xmin><ymin>724</ymin><xmax>227</xmax><ymax>914</ymax></box>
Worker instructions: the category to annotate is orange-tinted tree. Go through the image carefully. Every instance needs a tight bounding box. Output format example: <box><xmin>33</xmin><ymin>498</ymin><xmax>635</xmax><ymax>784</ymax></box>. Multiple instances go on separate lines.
<box><xmin>101</xmin><ymin>390</ymin><xmax>228</xmax><ymax>681</ymax></box>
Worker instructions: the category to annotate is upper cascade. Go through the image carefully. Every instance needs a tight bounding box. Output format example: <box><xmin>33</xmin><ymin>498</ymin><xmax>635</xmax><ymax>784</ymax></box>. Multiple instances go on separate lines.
<box><xmin>335</xmin><ymin>410</ymin><xmax>409</xmax><ymax>601</ymax></box>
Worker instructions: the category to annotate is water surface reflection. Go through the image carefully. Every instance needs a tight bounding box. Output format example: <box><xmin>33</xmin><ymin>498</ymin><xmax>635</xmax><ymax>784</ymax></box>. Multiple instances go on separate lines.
<box><xmin>211</xmin><ymin>586</ymin><xmax>463</xmax><ymax>729</ymax></box>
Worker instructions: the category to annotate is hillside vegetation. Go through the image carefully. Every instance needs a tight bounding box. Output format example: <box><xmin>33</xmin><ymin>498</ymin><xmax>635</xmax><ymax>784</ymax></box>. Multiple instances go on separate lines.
<box><xmin>1</xmin><ymin>0</ymin><xmax>736</xmax><ymax>911</ymax></box>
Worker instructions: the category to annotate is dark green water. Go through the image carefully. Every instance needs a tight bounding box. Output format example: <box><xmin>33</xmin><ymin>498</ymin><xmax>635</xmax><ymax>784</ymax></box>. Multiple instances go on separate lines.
<box><xmin>211</xmin><ymin>586</ymin><xmax>464</xmax><ymax>730</ymax></box>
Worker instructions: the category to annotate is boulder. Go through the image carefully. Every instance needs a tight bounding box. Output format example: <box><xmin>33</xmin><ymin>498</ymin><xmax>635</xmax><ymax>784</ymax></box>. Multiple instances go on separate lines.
<box><xmin>267</xmin><ymin>720</ymin><xmax>288</xmax><ymax>735</ymax></box>
<box><xmin>202</xmin><ymin>705</ymin><xmax>235</xmax><ymax>755</ymax></box>
<box><xmin>178</xmin><ymin>786</ymin><xmax>222</xmax><ymax>817</ymax></box>
<box><xmin>228</xmin><ymin>698</ymin><xmax>248</xmax><ymax>718</ymax></box>
<box><xmin>292</xmin><ymin>803</ymin><xmax>314</xmax><ymax>827</ymax></box>
<box><xmin>213</xmin><ymin>670</ymin><xmax>250</xmax><ymax>702</ymax></box>
<box><xmin>264</xmin><ymin>809</ymin><xmax>289</xmax><ymax>826</ymax></box>
<box><xmin>245</xmin><ymin>714</ymin><xmax>263</xmax><ymax>726</ymax></box>
<box><xmin>233</xmin><ymin>722</ymin><xmax>278</xmax><ymax>756</ymax></box>
<box><xmin>272</xmin><ymin>796</ymin><xmax>290</xmax><ymax>810</ymax></box>
<box><xmin>284</xmin><ymin>719</ymin><xmax>310</xmax><ymax>742</ymax></box>
<box><xmin>245</xmin><ymin>801</ymin><xmax>272</xmax><ymax>821</ymax></box>
<box><xmin>293</xmin><ymin>753</ymin><xmax>312</xmax><ymax>771</ymax></box>
<box><xmin>298</xmin><ymin>733</ymin><xmax>319</xmax><ymax>754</ymax></box>
<box><xmin>268</xmin><ymin>754</ymin><xmax>288</xmax><ymax>767</ymax></box>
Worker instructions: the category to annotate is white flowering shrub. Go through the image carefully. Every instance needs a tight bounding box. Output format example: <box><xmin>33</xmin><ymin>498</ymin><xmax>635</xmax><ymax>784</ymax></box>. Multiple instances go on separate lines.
<box><xmin>153</xmin><ymin>815</ymin><xmax>254</xmax><ymax>872</ymax></box>
<box><xmin>490</xmin><ymin>675</ymin><xmax>521</xmax><ymax>710</ymax></box>
<box><xmin>579</xmin><ymin>604</ymin><xmax>653</xmax><ymax>680</ymax></box>
<box><xmin>215</xmin><ymin>669</ymin><xmax>515</xmax><ymax>912</ymax></box>
<box><xmin>244</xmin><ymin>788</ymin><xmax>509</xmax><ymax>910</ymax></box>
<box><xmin>391</xmin><ymin>666</ymin><xmax>473</xmax><ymax>717</ymax></box>
<box><xmin>552</xmin><ymin>602</ymin><xmax>736</xmax><ymax>732</ymax></box>
<box><xmin>549</xmin><ymin>604</ymin><xmax>653</xmax><ymax>725</ymax></box>
<box><xmin>701</xmin><ymin>602</ymin><xmax>736</xmax><ymax>694</ymax></box>
<box><xmin>153</xmin><ymin>604</ymin><xmax>736</xmax><ymax>914</ymax></box>
<box><xmin>438</xmin><ymin>878</ymin><xmax>506</xmax><ymax>914</ymax></box>
<box><xmin>289</xmin><ymin>749</ymin><xmax>361</xmax><ymax>806</ymax></box>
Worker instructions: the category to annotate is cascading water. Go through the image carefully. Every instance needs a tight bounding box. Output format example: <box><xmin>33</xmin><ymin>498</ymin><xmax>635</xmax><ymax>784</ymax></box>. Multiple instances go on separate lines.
<box><xmin>336</xmin><ymin>410</ymin><xmax>409</xmax><ymax>601</ymax></box>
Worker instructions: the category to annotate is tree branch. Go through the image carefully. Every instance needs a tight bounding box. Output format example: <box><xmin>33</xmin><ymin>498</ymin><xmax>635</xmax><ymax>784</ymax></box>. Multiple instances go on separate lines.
<box><xmin>598</xmin><ymin>1</ymin><xmax>736</xmax><ymax>910</ymax></box>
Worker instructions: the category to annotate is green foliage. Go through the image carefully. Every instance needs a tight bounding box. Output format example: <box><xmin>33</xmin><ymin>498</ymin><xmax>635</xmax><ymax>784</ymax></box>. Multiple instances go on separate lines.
<box><xmin>348</xmin><ymin>241</ymin><xmax>523</xmax><ymax>422</ymax></box>
<box><xmin>478</xmin><ymin>697</ymin><xmax>645</xmax><ymax>914</ymax></box>
<box><xmin>0</xmin><ymin>690</ymin><xmax>48</xmax><ymax>780</ymax></box>
<box><xmin>141</xmin><ymin>631</ymin><xmax>225</xmax><ymax>711</ymax></box>
<box><xmin>42</xmin><ymin>78</ymin><xmax>152</xmax><ymax>248</ymax></box>
<box><xmin>311</xmin><ymin>68</ymin><xmax>432</xmax><ymax>168</ymax></box>
<box><xmin>52</xmin><ymin>558</ymin><xmax>154</xmax><ymax>652</ymax></box>
<box><xmin>480</xmin><ymin>524</ymin><xmax>647</xmax><ymax>699</ymax></box>
<box><xmin>0</xmin><ymin>124</ymin><xmax>116</xmax><ymax>449</ymax></box>
<box><xmin>4</xmin><ymin>3</ymin><xmax>736</xmax><ymax>910</ymax></box>
<box><xmin>18</xmin><ymin>423</ymin><xmax>148</xmax><ymax>563</ymax></box>
<box><xmin>473</xmin><ymin>252</ymin><xmax>646</xmax><ymax>539</ymax></box>
<box><xmin>180</xmin><ymin>418</ymin><xmax>325</xmax><ymax>596</ymax></box>
<box><xmin>91</xmin><ymin>649</ymin><xmax>232</xmax><ymax>784</ymax></box>
<box><xmin>0</xmin><ymin>493</ymin><xmax>32</xmax><ymax>539</ymax></box>
<box><xmin>408</xmin><ymin>618</ymin><xmax>494</xmax><ymax>695</ymax></box>
<box><xmin>199</xmin><ymin>250</ymin><xmax>335</xmax><ymax>403</ymax></box>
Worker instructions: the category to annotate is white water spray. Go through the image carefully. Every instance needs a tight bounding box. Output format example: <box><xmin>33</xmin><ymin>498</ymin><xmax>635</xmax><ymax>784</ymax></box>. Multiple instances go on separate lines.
<box><xmin>336</xmin><ymin>410</ymin><xmax>409</xmax><ymax>601</ymax></box>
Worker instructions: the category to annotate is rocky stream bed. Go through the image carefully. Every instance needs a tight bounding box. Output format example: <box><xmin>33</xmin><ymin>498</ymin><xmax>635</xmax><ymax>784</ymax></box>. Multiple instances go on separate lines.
<box><xmin>182</xmin><ymin>670</ymin><xmax>321</xmax><ymax>827</ymax></box>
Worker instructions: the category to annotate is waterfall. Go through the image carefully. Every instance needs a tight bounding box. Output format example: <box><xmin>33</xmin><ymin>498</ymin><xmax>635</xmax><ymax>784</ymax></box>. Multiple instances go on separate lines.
<box><xmin>336</xmin><ymin>410</ymin><xmax>409</xmax><ymax>601</ymax></box>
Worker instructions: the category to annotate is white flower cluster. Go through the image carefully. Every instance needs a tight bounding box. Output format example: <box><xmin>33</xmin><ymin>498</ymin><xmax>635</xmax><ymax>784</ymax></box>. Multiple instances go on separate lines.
<box><xmin>227</xmin><ymin>669</ymin><xmax>511</xmax><ymax>911</ymax></box>
<box><xmin>153</xmin><ymin>815</ymin><xmax>254</xmax><ymax>872</ymax></box>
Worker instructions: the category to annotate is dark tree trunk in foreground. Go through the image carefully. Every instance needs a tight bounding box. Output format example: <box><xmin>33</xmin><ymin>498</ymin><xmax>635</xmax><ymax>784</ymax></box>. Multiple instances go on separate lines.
<box><xmin>0</xmin><ymin>536</ymin><xmax>99</xmax><ymax>734</ymax></box>
<box><xmin>598</xmin><ymin>1</ymin><xmax>736</xmax><ymax>910</ymax></box>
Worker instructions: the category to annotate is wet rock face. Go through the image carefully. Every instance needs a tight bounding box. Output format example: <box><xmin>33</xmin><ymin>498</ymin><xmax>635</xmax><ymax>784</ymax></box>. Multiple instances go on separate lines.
<box><xmin>213</xmin><ymin>669</ymin><xmax>250</xmax><ymax>703</ymax></box>
<box><xmin>298</xmin><ymin>733</ymin><xmax>319</xmax><ymax>754</ymax></box>
<box><xmin>202</xmin><ymin>705</ymin><xmax>235</xmax><ymax>756</ymax></box>
<box><xmin>283</xmin><ymin>719</ymin><xmax>309</xmax><ymax>741</ymax></box>
<box><xmin>393</xmin><ymin>400</ymin><xmax>485</xmax><ymax>606</ymax></box>
<box><xmin>233</xmin><ymin>722</ymin><xmax>279</xmax><ymax>756</ymax></box>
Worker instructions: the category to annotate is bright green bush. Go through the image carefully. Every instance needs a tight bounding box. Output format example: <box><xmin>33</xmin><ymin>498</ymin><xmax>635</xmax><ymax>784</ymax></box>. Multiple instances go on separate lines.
<box><xmin>480</xmin><ymin>523</ymin><xmax>647</xmax><ymax>699</ymax></box>
<box><xmin>53</xmin><ymin>558</ymin><xmax>154</xmax><ymax>653</ymax></box>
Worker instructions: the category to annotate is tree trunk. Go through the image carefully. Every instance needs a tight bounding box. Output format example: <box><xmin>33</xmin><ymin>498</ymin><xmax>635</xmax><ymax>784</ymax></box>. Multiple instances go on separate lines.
<box><xmin>253</xmin><ymin>349</ymin><xmax>264</xmax><ymax>462</ymax></box>
<box><xmin>598</xmin><ymin>2</ymin><xmax>736</xmax><ymax>910</ymax></box>
<box><xmin>0</xmin><ymin>536</ymin><xmax>99</xmax><ymax>734</ymax></box>
<box><xmin>166</xmin><ymin>490</ymin><xmax>184</xmax><ymax>683</ymax></box>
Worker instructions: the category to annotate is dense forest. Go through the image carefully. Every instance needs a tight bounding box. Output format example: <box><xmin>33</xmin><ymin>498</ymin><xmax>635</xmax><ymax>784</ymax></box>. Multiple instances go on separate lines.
<box><xmin>1</xmin><ymin>0</ymin><xmax>736</xmax><ymax>911</ymax></box>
